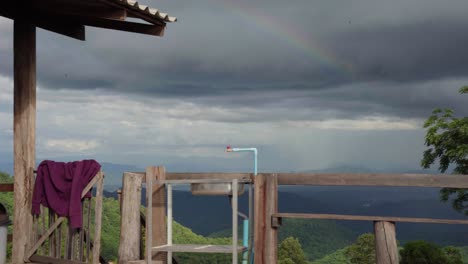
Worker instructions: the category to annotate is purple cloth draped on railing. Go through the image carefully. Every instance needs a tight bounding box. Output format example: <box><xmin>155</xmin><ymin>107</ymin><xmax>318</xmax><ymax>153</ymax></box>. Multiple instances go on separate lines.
<box><xmin>32</xmin><ymin>159</ymin><xmax>101</xmax><ymax>229</ymax></box>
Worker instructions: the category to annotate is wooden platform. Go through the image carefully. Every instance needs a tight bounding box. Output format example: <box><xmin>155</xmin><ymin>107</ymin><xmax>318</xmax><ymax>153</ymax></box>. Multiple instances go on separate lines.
<box><xmin>152</xmin><ymin>244</ymin><xmax>247</xmax><ymax>254</ymax></box>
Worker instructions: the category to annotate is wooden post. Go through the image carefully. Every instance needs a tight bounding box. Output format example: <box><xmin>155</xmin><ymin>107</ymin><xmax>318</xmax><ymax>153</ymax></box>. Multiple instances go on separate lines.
<box><xmin>92</xmin><ymin>172</ymin><xmax>104</xmax><ymax>264</ymax></box>
<box><xmin>12</xmin><ymin>20</ymin><xmax>36</xmax><ymax>264</ymax></box>
<box><xmin>119</xmin><ymin>172</ymin><xmax>143</xmax><ymax>263</ymax></box>
<box><xmin>151</xmin><ymin>166</ymin><xmax>167</xmax><ymax>262</ymax></box>
<box><xmin>254</xmin><ymin>174</ymin><xmax>278</xmax><ymax>264</ymax></box>
<box><xmin>374</xmin><ymin>221</ymin><xmax>399</xmax><ymax>264</ymax></box>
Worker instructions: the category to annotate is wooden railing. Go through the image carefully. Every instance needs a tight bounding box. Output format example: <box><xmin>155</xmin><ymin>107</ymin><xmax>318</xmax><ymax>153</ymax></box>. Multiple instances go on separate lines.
<box><xmin>0</xmin><ymin>183</ymin><xmax>13</xmax><ymax>243</ymax></box>
<box><xmin>118</xmin><ymin>169</ymin><xmax>468</xmax><ymax>264</ymax></box>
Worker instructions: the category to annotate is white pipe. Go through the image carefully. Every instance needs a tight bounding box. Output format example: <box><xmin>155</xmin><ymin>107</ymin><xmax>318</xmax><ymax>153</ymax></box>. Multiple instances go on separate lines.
<box><xmin>226</xmin><ymin>146</ymin><xmax>257</xmax><ymax>264</ymax></box>
<box><xmin>167</xmin><ymin>184</ymin><xmax>173</xmax><ymax>264</ymax></box>
<box><xmin>232</xmin><ymin>179</ymin><xmax>238</xmax><ymax>264</ymax></box>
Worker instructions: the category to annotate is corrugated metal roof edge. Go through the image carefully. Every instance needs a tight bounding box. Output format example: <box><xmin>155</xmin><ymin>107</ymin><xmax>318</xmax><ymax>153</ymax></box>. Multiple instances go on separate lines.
<box><xmin>115</xmin><ymin>0</ymin><xmax>177</xmax><ymax>23</ymax></box>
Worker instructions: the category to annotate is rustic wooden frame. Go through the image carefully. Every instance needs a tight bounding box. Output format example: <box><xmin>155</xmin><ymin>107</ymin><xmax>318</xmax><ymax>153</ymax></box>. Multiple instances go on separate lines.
<box><xmin>26</xmin><ymin>171</ymin><xmax>104</xmax><ymax>264</ymax></box>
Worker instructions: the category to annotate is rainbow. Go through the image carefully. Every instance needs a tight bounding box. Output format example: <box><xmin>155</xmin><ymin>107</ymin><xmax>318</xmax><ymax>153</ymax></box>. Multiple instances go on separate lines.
<box><xmin>214</xmin><ymin>0</ymin><xmax>354</xmax><ymax>74</ymax></box>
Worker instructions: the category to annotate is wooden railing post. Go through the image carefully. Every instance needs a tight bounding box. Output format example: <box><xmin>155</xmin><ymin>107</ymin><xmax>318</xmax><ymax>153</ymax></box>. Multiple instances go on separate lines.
<box><xmin>254</xmin><ymin>174</ymin><xmax>278</xmax><ymax>264</ymax></box>
<box><xmin>12</xmin><ymin>20</ymin><xmax>36</xmax><ymax>264</ymax></box>
<box><xmin>118</xmin><ymin>172</ymin><xmax>143</xmax><ymax>263</ymax></box>
<box><xmin>150</xmin><ymin>166</ymin><xmax>167</xmax><ymax>262</ymax></box>
<box><xmin>374</xmin><ymin>221</ymin><xmax>399</xmax><ymax>264</ymax></box>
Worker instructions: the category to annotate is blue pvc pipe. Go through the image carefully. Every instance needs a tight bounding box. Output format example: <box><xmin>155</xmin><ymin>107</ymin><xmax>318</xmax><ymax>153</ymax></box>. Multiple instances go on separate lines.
<box><xmin>242</xmin><ymin>219</ymin><xmax>249</xmax><ymax>264</ymax></box>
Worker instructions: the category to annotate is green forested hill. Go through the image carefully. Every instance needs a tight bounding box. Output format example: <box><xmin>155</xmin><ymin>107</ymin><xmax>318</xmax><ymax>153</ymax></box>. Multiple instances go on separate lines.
<box><xmin>208</xmin><ymin>218</ymin><xmax>357</xmax><ymax>261</ymax></box>
<box><xmin>279</xmin><ymin>218</ymin><xmax>356</xmax><ymax>260</ymax></box>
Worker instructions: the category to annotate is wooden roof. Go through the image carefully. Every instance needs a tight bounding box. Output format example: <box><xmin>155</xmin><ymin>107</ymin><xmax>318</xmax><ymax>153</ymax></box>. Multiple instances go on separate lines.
<box><xmin>0</xmin><ymin>0</ymin><xmax>177</xmax><ymax>40</ymax></box>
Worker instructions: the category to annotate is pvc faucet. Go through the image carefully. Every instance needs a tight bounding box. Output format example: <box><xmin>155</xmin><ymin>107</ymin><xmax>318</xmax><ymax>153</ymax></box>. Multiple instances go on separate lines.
<box><xmin>226</xmin><ymin>145</ymin><xmax>257</xmax><ymax>264</ymax></box>
<box><xmin>226</xmin><ymin>145</ymin><xmax>258</xmax><ymax>176</ymax></box>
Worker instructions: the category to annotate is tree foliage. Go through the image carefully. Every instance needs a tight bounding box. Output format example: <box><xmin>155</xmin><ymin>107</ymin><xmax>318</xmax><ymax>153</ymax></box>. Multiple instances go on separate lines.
<box><xmin>278</xmin><ymin>237</ymin><xmax>308</xmax><ymax>264</ymax></box>
<box><xmin>400</xmin><ymin>240</ymin><xmax>464</xmax><ymax>264</ymax></box>
<box><xmin>279</xmin><ymin>218</ymin><xmax>355</xmax><ymax>260</ymax></box>
<box><xmin>421</xmin><ymin>86</ymin><xmax>468</xmax><ymax>214</ymax></box>
<box><xmin>345</xmin><ymin>233</ymin><xmax>375</xmax><ymax>264</ymax></box>
<box><xmin>442</xmin><ymin>246</ymin><xmax>463</xmax><ymax>264</ymax></box>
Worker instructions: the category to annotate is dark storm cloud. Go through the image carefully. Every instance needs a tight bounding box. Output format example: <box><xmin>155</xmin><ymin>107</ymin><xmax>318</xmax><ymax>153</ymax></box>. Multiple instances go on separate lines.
<box><xmin>328</xmin><ymin>19</ymin><xmax>468</xmax><ymax>82</ymax></box>
<box><xmin>2</xmin><ymin>0</ymin><xmax>468</xmax><ymax>122</ymax></box>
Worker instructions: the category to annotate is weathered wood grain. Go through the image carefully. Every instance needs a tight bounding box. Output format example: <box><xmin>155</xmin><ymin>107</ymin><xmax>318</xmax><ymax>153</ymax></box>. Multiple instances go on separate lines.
<box><xmin>119</xmin><ymin>172</ymin><xmax>143</xmax><ymax>263</ymax></box>
<box><xmin>272</xmin><ymin>213</ymin><xmax>468</xmax><ymax>225</ymax></box>
<box><xmin>254</xmin><ymin>174</ymin><xmax>278</xmax><ymax>263</ymax></box>
<box><xmin>92</xmin><ymin>172</ymin><xmax>104</xmax><ymax>264</ymax></box>
<box><xmin>277</xmin><ymin>173</ymin><xmax>468</xmax><ymax>187</ymax></box>
<box><xmin>12</xmin><ymin>20</ymin><xmax>36</xmax><ymax>264</ymax></box>
<box><xmin>374</xmin><ymin>221</ymin><xmax>399</xmax><ymax>264</ymax></box>
<box><xmin>152</xmin><ymin>166</ymin><xmax>167</xmax><ymax>262</ymax></box>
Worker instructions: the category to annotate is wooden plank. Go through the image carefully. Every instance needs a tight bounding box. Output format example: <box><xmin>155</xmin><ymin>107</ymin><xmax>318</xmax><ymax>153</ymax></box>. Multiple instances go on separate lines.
<box><xmin>374</xmin><ymin>221</ymin><xmax>399</xmax><ymax>264</ymax></box>
<box><xmin>152</xmin><ymin>166</ymin><xmax>167</xmax><ymax>262</ymax></box>
<box><xmin>272</xmin><ymin>213</ymin><xmax>468</xmax><ymax>225</ymax></box>
<box><xmin>123</xmin><ymin>172</ymin><xmax>252</xmax><ymax>183</ymax></box>
<box><xmin>75</xmin><ymin>16</ymin><xmax>165</xmax><ymax>36</ymax></box>
<box><xmin>36</xmin><ymin>21</ymin><xmax>85</xmax><ymax>41</ymax></box>
<box><xmin>265</xmin><ymin>174</ymin><xmax>278</xmax><ymax>264</ymax></box>
<box><xmin>30</xmin><ymin>254</ymin><xmax>87</xmax><ymax>264</ymax></box>
<box><xmin>277</xmin><ymin>173</ymin><xmax>468</xmax><ymax>188</ymax></box>
<box><xmin>49</xmin><ymin>210</ymin><xmax>56</xmax><ymax>257</ymax></box>
<box><xmin>252</xmin><ymin>174</ymin><xmax>278</xmax><ymax>263</ymax></box>
<box><xmin>118</xmin><ymin>172</ymin><xmax>143</xmax><ymax>263</ymax></box>
<box><xmin>152</xmin><ymin>244</ymin><xmax>247</xmax><ymax>254</ymax></box>
<box><xmin>0</xmin><ymin>184</ymin><xmax>14</xmax><ymax>192</ymax></box>
<box><xmin>26</xmin><ymin>217</ymin><xmax>67</xmax><ymax>260</ymax></box>
<box><xmin>85</xmin><ymin>200</ymin><xmax>91</xmax><ymax>261</ymax></box>
<box><xmin>0</xmin><ymin>4</ymin><xmax>85</xmax><ymax>41</ymax></box>
<box><xmin>3</xmin><ymin>6</ymin><xmax>163</xmax><ymax>37</ymax></box>
<box><xmin>92</xmin><ymin>172</ymin><xmax>104</xmax><ymax>264</ymax></box>
<box><xmin>12</xmin><ymin>20</ymin><xmax>36</xmax><ymax>264</ymax></box>
<box><xmin>146</xmin><ymin>167</ymin><xmax>154</xmax><ymax>263</ymax></box>
<box><xmin>127</xmin><ymin>261</ymin><xmax>164</xmax><ymax>264</ymax></box>
<box><xmin>165</xmin><ymin>173</ymin><xmax>251</xmax><ymax>182</ymax></box>
<box><xmin>31</xmin><ymin>1</ymin><xmax>127</xmax><ymax>20</ymax></box>
<box><xmin>254</xmin><ymin>174</ymin><xmax>266</xmax><ymax>264</ymax></box>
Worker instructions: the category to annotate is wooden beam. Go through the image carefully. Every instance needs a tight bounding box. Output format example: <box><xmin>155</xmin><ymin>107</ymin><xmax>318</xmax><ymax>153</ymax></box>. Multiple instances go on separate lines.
<box><xmin>127</xmin><ymin>172</ymin><xmax>251</xmax><ymax>183</ymax></box>
<box><xmin>2</xmin><ymin>4</ymin><xmax>163</xmax><ymax>38</ymax></box>
<box><xmin>119</xmin><ymin>172</ymin><xmax>143</xmax><ymax>264</ymax></box>
<box><xmin>272</xmin><ymin>213</ymin><xmax>468</xmax><ymax>225</ymax></box>
<box><xmin>146</xmin><ymin>167</ymin><xmax>153</xmax><ymax>263</ymax></box>
<box><xmin>277</xmin><ymin>173</ymin><xmax>468</xmax><ymax>188</ymax></box>
<box><xmin>254</xmin><ymin>174</ymin><xmax>278</xmax><ymax>264</ymax></box>
<box><xmin>0</xmin><ymin>4</ymin><xmax>85</xmax><ymax>41</ymax></box>
<box><xmin>30</xmin><ymin>254</ymin><xmax>87</xmax><ymax>264</ymax></box>
<box><xmin>0</xmin><ymin>184</ymin><xmax>14</xmax><ymax>192</ymax></box>
<box><xmin>151</xmin><ymin>166</ymin><xmax>168</xmax><ymax>262</ymax></box>
<box><xmin>374</xmin><ymin>221</ymin><xmax>399</xmax><ymax>264</ymax></box>
<box><xmin>166</xmin><ymin>173</ymin><xmax>251</xmax><ymax>181</ymax></box>
<box><xmin>79</xmin><ymin>16</ymin><xmax>165</xmax><ymax>36</ymax></box>
<box><xmin>36</xmin><ymin>21</ymin><xmax>85</xmax><ymax>41</ymax></box>
<box><xmin>12</xmin><ymin>20</ymin><xmax>36</xmax><ymax>264</ymax></box>
<box><xmin>30</xmin><ymin>0</ymin><xmax>128</xmax><ymax>20</ymax></box>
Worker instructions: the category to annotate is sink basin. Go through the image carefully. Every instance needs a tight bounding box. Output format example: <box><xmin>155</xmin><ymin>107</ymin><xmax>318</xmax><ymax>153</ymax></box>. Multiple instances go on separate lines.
<box><xmin>191</xmin><ymin>183</ymin><xmax>245</xmax><ymax>196</ymax></box>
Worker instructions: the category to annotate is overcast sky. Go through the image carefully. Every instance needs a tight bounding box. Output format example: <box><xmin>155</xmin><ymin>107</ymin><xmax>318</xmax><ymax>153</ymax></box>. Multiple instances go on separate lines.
<box><xmin>1</xmin><ymin>0</ymin><xmax>468</xmax><ymax>172</ymax></box>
